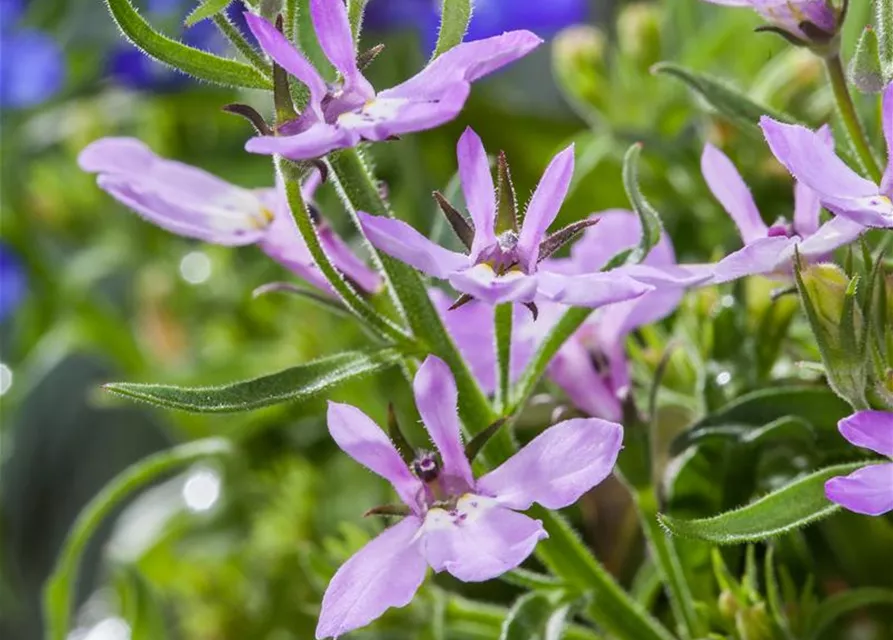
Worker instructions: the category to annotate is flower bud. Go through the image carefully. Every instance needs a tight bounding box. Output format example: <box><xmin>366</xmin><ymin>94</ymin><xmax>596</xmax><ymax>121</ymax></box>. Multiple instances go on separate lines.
<box><xmin>553</xmin><ymin>25</ymin><xmax>608</xmax><ymax>112</ymax></box>
<box><xmin>735</xmin><ymin>603</ymin><xmax>773</xmax><ymax>640</ymax></box>
<box><xmin>718</xmin><ymin>589</ymin><xmax>739</xmax><ymax>620</ymax></box>
<box><xmin>848</xmin><ymin>26</ymin><xmax>886</xmax><ymax>94</ymax></box>
<box><xmin>754</xmin><ymin>0</ymin><xmax>842</xmax><ymax>48</ymax></box>
<box><xmin>616</xmin><ymin>2</ymin><xmax>663</xmax><ymax>72</ymax></box>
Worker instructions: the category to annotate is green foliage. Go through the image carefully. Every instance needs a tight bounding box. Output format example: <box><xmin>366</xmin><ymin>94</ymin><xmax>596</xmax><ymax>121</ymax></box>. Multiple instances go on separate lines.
<box><xmin>620</xmin><ymin>143</ymin><xmax>664</xmax><ymax>265</ymax></box>
<box><xmin>432</xmin><ymin>0</ymin><xmax>472</xmax><ymax>59</ymax></box>
<box><xmin>500</xmin><ymin>591</ymin><xmax>575</xmax><ymax>640</ymax></box>
<box><xmin>185</xmin><ymin>0</ymin><xmax>233</xmax><ymax>26</ymax></box>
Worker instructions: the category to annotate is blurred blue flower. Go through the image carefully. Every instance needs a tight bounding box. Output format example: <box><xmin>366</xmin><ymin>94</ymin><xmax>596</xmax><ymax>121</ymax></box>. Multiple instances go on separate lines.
<box><xmin>0</xmin><ymin>0</ymin><xmax>65</xmax><ymax>109</ymax></box>
<box><xmin>0</xmin><ymin>242</ymin><xmax>27</xmax><ymax>322</ymax></box>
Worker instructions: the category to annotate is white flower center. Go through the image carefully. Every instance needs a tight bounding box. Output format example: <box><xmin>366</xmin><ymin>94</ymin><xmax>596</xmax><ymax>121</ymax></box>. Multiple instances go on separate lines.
<box><xmin>337</xmin><ymin>98</ymin><xmax>410</xmax><ymax>127</ymax></box>
<box><xmin>419</xmin><ymin>494</ymin><xmax>497</xmax><ymax>535</ymax></box>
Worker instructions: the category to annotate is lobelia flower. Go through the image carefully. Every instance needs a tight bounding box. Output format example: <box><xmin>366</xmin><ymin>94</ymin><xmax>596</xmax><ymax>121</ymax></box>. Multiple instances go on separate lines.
<box><xmin>78</xmin><ymin>137</ymin><xmax>380</xmax><ymax>294</ymax></box>
<box><xmin>359</xmin><ymin>127</ymin><xmax>693</xmax><ymax>307</ymax></box>
<box><xmin>0</xmin><ymin>242</ymin><xmax>27</xmax><ymax>323</ymax></box>
<box><xmin>240</xmin><ymin>0</ymin><xmax>542</xmax><ymax>160</ymax></box>
<box><xmin>0</xmin><ymin>0</ymin><xmax>65</xmax><ymax>110</ymax></box>
<box><xmin>697</xmin><ymin>139</ymin><xmax>865</xmax><ymax>283</ymax></box>
<box><xmin>760</xmin><ymin>82</ymin><xmax>893</xmax><ymax>228</ymax></box>
<box><xmin>825</xmin><ymin>410</ymin><xmax>893</xmax><ymax>516</ymax></box>
<box><xmin>317</xmin><ymin>355</ymin><xmax>623</xmax><ymax>638</ymax></box>
<box><xmin>701</xmin><ymin>0</ymin><xmax>842</xmax><ymax>45</ymax></box>
<box><xmin>433</xmin><ymin>210</ymin><xmax>686</xmax><ymax>421</ymax></box>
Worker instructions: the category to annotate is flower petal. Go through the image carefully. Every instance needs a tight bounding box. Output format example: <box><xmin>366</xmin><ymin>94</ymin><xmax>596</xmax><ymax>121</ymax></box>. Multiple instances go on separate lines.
<box><xmin>795</xmin><ymin>215</ymin><xmax>864</xmax><ymax>259</ymax></box>
<box><xmin>701</xmin><ymin>143</ymin><xmax>767</xmax><ymax>244</ymax></box>
<box><xmin>708</xmin><ymin>235</ymin><xmax>798</xmax><ymax>283</ymax></box>
<box><xmin>358</xmin><ymin>212</ymin><xmax>468</xmax><ymax>279</ymax></box>
<box><xmin>457</xmin><ymin>128</ymin><xmax>497</xmax><ymax>259</ymax></box>
<box><xmin>825</xmin><ymin>464</ymin><xmax>893</xmax><ymax>516</ymax></box>
<box><xmin>420</xmin><ymin>497</ymin><xmax>547</xmax><ymax>582</ymax></box>
<box><xmin>383</xmin><ymin>31</ymin><xmax>542</xmax><ymax>100</ymax></box>
<box><xmin>245</xmin><ymin>123</ymin><xmax>356</xmax><ymax>161</ymax></box>
<box><xmin>431</xmin><ymin>289</ymin><xmax>497</xmax><ymax>393</ymax></box>
<box><xmin>565</xmin><ymin>209</ymin><xmax>675</xmax><ymax>274</ymax></box>
<box><xmin>792</xmin><ymin>125</ymin><xmax>834</xmax><ymax>237</ymax></box>
<box><xmin>838</xmin><ymin>410</ymin><xmax>893</xmax><ymax>457</ymax></box>
<box><xmin>535</xmin><ymin>270</ymin><xmax>652</xmax><ymax>307</ymax></box>
<box><xmin>595</xmin><ymin>286</ymin><xmax>685</xmax><ymax>351</ymax></box>
<box><xmin>760</xmin><ymin>117</ymin><xmax>878</xmax><ymax>201</ymax></box>
<box><xmin>326</xmin><ymin>401</ymin><xmax>423</xmax><ymax>509</ymax></box>
<box><xmin>413</xmin><ymin>356</ymin><xmax>474</xmax><ymax>489</ymax></box>
<box><xmin>309</xmin><ymin>0</ymin><xmax>373</xmax><ymax>97</ymax></box>
<box><xmin>319</xmin><ymin>225</ymin><xmax>381</xmax><ymax>293</ymax></box>
<box><xmin>547</xmin><ymin>340</ymin><xmax>622</xmax><ymax>421</ymax></box>
<box><xmin>477</xmin><ymin>418</ymin><xmax>622</xmax><ymax>510</ymax></box>
<box><xmin>316</xmin><ymin>516</ymin><xmax>427</xmax><ymax>639</ymax></box>
<box><xmin>517</xmin><ymin>145</ymin><xmax>575</xmax><ymax>270</ymax></box>
<box><xmin>882</xmin><ymin>81</ymin><xmax>893</xmax><ymax>196</ymax></box>
<box><xmin>243</xmin><ymin>12</ymin><xmax>327</xmax><ymax>112</ymax></box>
<box><xmin>449</xmin><ymin>265</ymin><xmax>539</xmax><ymax>304</ymax></box>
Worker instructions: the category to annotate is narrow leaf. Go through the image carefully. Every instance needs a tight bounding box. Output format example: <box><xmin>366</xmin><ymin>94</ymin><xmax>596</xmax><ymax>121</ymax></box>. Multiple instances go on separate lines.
<box><xmin>432</xmin><ymin>0</ymin><xmax>472</xmax><ymax>59</ymax></box>
<box><xmin>465</xmin><ymin>418</ymin><xmax>508</xmax><ymax>463</ymax></box>
<box><xmin>500</xmin><ymin>592</ymin><xmax>572</xmax><ymax>640</ymax></box>
<box><xmin>621</xmin><ymin>144</ymin><xmax>663</xmax><ymax>264</ymax></box>
<box><xmin>105</xmin><ymin>0</ymin><xmax>272</xmax><ymax>89</ymax></box>
<box><xmin>658</xmin><ymin>462</ymin><xmax>867</xmax><ymax>544</ymax></box>
<box><xmin>348</xmin><ymin>0</ymin><xmax>369</xmax><ymax>43</ymax></box>
<box><xmin>848</xmin><ymin>26</ymin><xmax>885</xmax><ymax>93</ymax></box>
<box><xmin>807</xmin><ymin>587</ymin><xmax>893</xmax><ymax>639</ymax></box>
<box><xmin>185</xmin><ymin>0</ymin><xmax>233</xmax><ymax>27</ymax></box>
<box><xmin>877</xmin><ymin>0</ymin><xmax>893</xmax><ymax>82</ymax></box>
<box><xmin>104</xmin><ymin>349</ymin><xmax>403</xmax><ymax>412</ymax></box>
<box><xmin>652</xmin><ymin>62</ymin><xmax>798</xmax><ymax>131</ymax></box>
<box><xmin>43</xmin><ymin>439</ymin><xmax>233</xmax><ymax>640</ymax></box>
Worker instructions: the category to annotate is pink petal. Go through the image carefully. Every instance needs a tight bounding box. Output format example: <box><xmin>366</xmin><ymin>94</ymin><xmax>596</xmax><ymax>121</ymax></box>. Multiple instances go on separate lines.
<box><xmin>316</xmin><ymin>516</ymin><xmax>427</xmax><ymax>639</ymax></box>
<box><xmin>319</xmin><ymin>226</ymin><xmax>382</xmax><ymax>293</ymax></box>
<box><xmin>413</xmin><ymin>356</ymin><xmax>474</xmax><ymax>489</ymax></box>
<box><xmin>547</xmin><ymin>340</ymin><xmax>622</xmax><ymax>421</ymax></box>
<box><xmin>326</xmin><ymin>402</ymin><xmax>422</xmax><ymax>510</ymax></box>
<box><xmin>701</xmin><ymin>143</ymin><xmax>767</xmax><ymax>244</ymax></box>
<box><xmin>384</xmin><ymin>31</ymin><xmax>542</xmax><ymax>100</ymax></box>
<box><xmin>796</xmin><ymin>215</ymin><xmax>865</xmax><ymax>259</ymax></box>
<box><xmin>536</xmin><ymin>270</ymin><xmax>652</xmax><ymax>307</ymax></box>
<box><xmin>838</xmin><ymin>410</ymin><xmax>893</xmax><ymax>457</ymax></box>
<box><xmin>517</xmin><ymin>145</ymin><xmax>575</xmax><ymax>271</ymax></box>
<box><xmin>420</xmin><ymin>497</ymin><xmax>547</xmax><ymax>582</ymax></box>
<box><xmin>457</xmin><ymin>128</ymin><xmax>497</xmax><ymax>260</ymax></box>
<box><xmin>448</xmin><ymin>265</ymin><xmax>539</xmax><ymax>304</ymax></box>
<box><xmin>596</xmin><ymin>287</ymin><xmax>684</xmax><ymax>349</ymax></box>
<box><xmin>566</xmin><ymin>209</ymin><xmax>676</xmax><ymax>274</ymax></box>
<box><xmin>245</xmin><ymin>123</ymin><xmax>356</xmax><ymax>161</ymax></box>
<box><xmin>708</xmin><ymin>235</ymin><xmax>798</xmax><ymax>283</ymax></box>
<box><xmin>431</xmin><ymin>289</ymin><xmax>498</xmax><ymax>393</ymax></box>
<box><xmin>357</xmin><ymin>212</ymin><xmax>468</xmax><ymax>279</ymax></box>
<box><xmin>242</xmin><ymin>12</ymin><xmax>327</xmax><ymax>113</ymax></box>
<box><xmin>477</xmin><ymin>418</ymin><xmax>622</xmax><ymax>510</ymax></box>
<box><xmin>309</xmin><ymin>0</ymin><xmax>373</xmax><ymax>98</ymax></box>
<box><xmin>825</xmin><ymin>464</ymin><xmax>893</xmax><ymax>516</ymax></box>
<box><xmin>792</xmin><ymin>125</ymin><xmax>834</xmax><ymax>237</ymax></box>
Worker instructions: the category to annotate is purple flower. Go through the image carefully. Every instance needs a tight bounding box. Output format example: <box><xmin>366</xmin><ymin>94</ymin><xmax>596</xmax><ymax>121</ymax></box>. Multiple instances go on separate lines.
<box><xmin>0</xmin><ymin>29</ymin><xmax>64</xmax><ymax>109</ymax></box>
<box><xmin>702</xmin><ymin>0</ymin><xmax>840</xmax><ymax>42</ymax></box>
<box><xmin>0</xmin><ymin>242</ymin><xmax>27</xmax><ymax>323</ymax></box>
<box><xmin>760</xmin><ymin>83</ymin><xmax>893</xmax><ymax>229</ymax></box>
<box><xmin>697</xmin><ymin>139</ymin><xmax>865</xmax><ymax>283</ymax></box>
<box><xmin>78</xmin><ymin>137</ymin><xmax>380</xmax><ymax>294</ymax></box>
<box><xmin>434</xmin><ymin>210</ymin><xmax>685</xmax><ymax>421</ymax></box>
<box><xmin>241</xmin><ymin>1</ymin><xmax>542</xmax><ymax>160</ymax></box>
<box><xmin>317</xmin><ymin>355</ymin><xmax>622</xmax><ymax>638</ymax></box>
<box><xmin>359</xmin><ymin>127</ymin><xmax>681</xmax><ymax>306</ymax></box>
<box><xmin>825</xmin><ymin>410</ymin><xmax>893</xmax><ymax>516</ymax></box>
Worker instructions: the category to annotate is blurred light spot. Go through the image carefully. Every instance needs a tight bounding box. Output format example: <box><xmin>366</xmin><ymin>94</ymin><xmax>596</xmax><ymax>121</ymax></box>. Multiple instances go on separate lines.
<box><xmin>715</xmin><ymin>371</ymin><xmax>732</xmax><ymax>386</ymax></box>
<box><xmin>720</xmin><ymin>295</ymin><xmax>735</xmax><ymax>308</ymax></box>
<box><xmin>0</xmin><ymin>363</ymin><xmax>12</xmax><ymax>395</ymax></box>
<box><xmin>179</xmin><ymin>251</ymin><xmax>211</xmax><ymax>285</ymax></box>
<box><xmin>182</xmin><ymin>467</ymin><xmax>221</xmax><ymax>512</ymax></box>
<box><xmin>82</xmin><ymin>618</ymin><xmax>130</xmax><ymax>640</ymax></box>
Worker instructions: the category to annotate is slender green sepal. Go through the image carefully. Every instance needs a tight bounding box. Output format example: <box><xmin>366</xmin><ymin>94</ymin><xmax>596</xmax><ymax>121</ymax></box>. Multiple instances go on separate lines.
<box><xmin>495</xmin><ymin>151</ymin><xmax>519</xmax><ymax>234</ymax></box>
<box><xmin>434</xmin><ymin>190</ymin><xmax>475</xmax><ymax>250</ymax></box>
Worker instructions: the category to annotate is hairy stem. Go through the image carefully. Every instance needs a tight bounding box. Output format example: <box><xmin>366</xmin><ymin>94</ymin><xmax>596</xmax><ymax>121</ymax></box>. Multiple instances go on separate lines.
<box><xmin>212</xmin><ymin>13</ymin><xmax>272</xmax><ymax>77</ymax></box>
<box><xmin>495</xmin><ymin>303</ymin><xmax>513</xmax><ymax>413</ymax></box>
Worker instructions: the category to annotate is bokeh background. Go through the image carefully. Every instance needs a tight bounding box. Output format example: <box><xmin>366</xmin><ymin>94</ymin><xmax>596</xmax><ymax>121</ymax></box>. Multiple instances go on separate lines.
<box><xmin>2</xmin><ymin>1</ymin><xmax>889</xmax><ymax>639</ymax></box>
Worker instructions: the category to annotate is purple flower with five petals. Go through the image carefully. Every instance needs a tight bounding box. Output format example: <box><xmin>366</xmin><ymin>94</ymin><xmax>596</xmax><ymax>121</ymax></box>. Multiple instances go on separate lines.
<box><xmin>433</xmin><ymin>210</ymin><xmax>686</xmax><ymax>421</ymax></box>
<box><xmin>696</xmin><ymin>139</ymin><xmax>864</xmax><ymax>283</ymax></box>
<box><xmin>760</xmin><ymin>83</ymin><xmax>893</xmax><ymax>228</ymax></box>
<box><xmin>702</xmin><ymin>0</ymin><xmax>840</xmax><ymax>43</ymax></box>
<box><xmin>317</xmin><ymin>355</ymin><xmax>622</xmax><ymax>638</ymax></box>
<box><xmin>78</xmin><ymin>137</ymin><xmax>380</xmax><ymax>294</ymax></box>
<box><xmin>359</xmin><ymin>127</ymin><xmax>672</xmax><ymax>306</ymax></box>
<box><xmin>825</xmin><ymin>410</ymin><xmax>893</xmax><ymax>516</ymax></box>
<box><xmin>241</xmin><ymin>1</ymin><xmax>541</xmax><ymax>160</ymax></box>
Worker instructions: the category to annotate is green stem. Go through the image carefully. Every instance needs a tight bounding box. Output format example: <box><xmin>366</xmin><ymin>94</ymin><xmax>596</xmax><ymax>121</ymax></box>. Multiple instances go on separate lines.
<box><xmin>277</xmin><ymin>158</ymin><xmax>415</xmax><ymax>347</ymax></box>
<box><xmin>825</xmin><ymin>54</ymin><xmax>883</xmax><ymax>183</ymax></box>
<box><xmin>325</xmin><ymin>149</ymin><xmax>505</xmax><ymax>456</ymax></box>
<box><xmin>531</xmin><ymin>507</ymin><xmax>677</xmax><ymax>640</ymax></box>
<box><xmin>43</xmin><ymin>439</ymin><xmax>233</xmax><ymax>640</ymax></box>
<box><xmin>212</xmin><ymin>13</ymin><xmax>272</xmax><ymax>77</ymax></box>
<box><xmin>495</xmin><ymin>303</ymin><xmax>513</xmax><ymax>412</ymax></box>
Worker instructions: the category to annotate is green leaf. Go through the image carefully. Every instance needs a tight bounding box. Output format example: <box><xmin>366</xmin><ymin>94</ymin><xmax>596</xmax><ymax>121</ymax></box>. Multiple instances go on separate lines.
<box><xmin>432</xmin><ymin>0</ymin><xmax>472</xmax><ymax>59</ymax></box>
<box><xmin>348</xmin><ymin>0</ymin><xmax>369</xmax><ymax>42</ymax></box>
<box><xmin>185</xmin><ymin>0</ymin><xmax>232</xmax><ymax>26</ymax></box>
<box><xmin>807</xmin><ymin>587</ymin><xmax>893</xmax><ymax>639</ymax></box>
<box><xmin>621</xmin><ymin>143</ymin><xmax>663</xmax><ymax>264</ymax></box>
<box><xmin>877</xmin><ymin>0</ymin><xmax>893</xmax><ymax>82</ymax></box>
<box><xmin>105</xmin><ymin>0</ymin><xmax>272</xmax><ymax>89</ymax></box>
<box><xmin>659</xmin><ymin>462</ymin><xmax>867</xmax><ymax>544</ymax></box>
<box><xmin>105</xmin><ymin>349</ymin><xmax>403</xmax><ymax>412</ymax></box>
<box><xmin>848</xmin><ymin>26</ymin><xmax>885</xmax><ymax>93</ymax></box>
<box><xmin>500</xmin><ymin>592</ymin><xmax>572</xmax><ymax>640</ymax></box>
<box><xmin>43</xmin><ymin>439</ymin><xmax>234</xmax><ymax>640</ymax></box>
<box><xmin>671</xmin><ymin>415</ymin><xmax>816</xmax><ymax>456</ymax></box>
<box><xmin>651</xmin><ymin>62</ymin><xmax>798</xmax><ymax>132</ymax></box>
